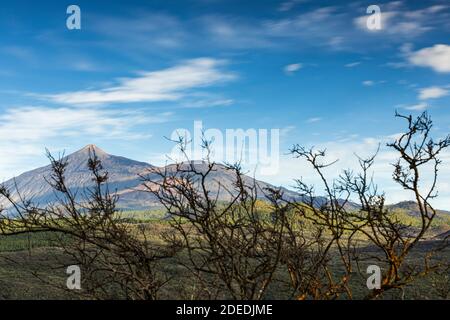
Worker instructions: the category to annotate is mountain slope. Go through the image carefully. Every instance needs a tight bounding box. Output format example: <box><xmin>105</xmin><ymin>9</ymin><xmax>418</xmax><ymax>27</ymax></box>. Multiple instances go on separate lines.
<box><xmin>3</xmin><ymin>145</ymin><xmax>447</xmax><ymax>219</ymax></box>
<box><xmin>387</xmin><ymin>201</ymin><xmax>450</xmax><ymax>216</ymax></box>
<box><xmin>0</xmin><ymin>145</ymin><xmax>152</xmax><ymax>209</ymax></box>
<box><xmin>0</xmin><ymin>145</ymin><xmax>299</xmax><ymax>211</ymax></box>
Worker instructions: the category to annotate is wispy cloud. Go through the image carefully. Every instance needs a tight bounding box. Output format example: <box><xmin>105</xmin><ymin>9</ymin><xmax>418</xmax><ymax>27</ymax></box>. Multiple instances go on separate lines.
<box><xmin>278</xmin><ymin>0</ymin><xmax>310</xmax><ymax>12</ymax></box>
<box><xmin>418</xmin><ymin>86</ymin><xmax>449</xmax><ymax>100</ymax></box>
<box><xmin>1</xmin><ymin>46</ymin><xmax>37</xmax><ymax>65</ymax></box>
<box><xmin>201</xmin><ymin>7</ymin><xmax>350</xmax><ymax>50</ymax></box>
<box><xmin>354</xmin><ymin>4</ymin><xmax>448</xmax><ymax>38</ymax></box>
<box><xmin>306</xmin><ymin>117</ymin><xmax>322</xmax><ymax>123</ymax></box>
<box><xmin>63</xmin><ymin>3</ymin><xmax>448</xmax><ymax>57</ymax></box>
<box><xmin>407</xmin><ymin>44</ymin><xmax>450</xmax><ymax>73</ymax></box>
<box><xmin>179</xmin><ymin>96</ymin><xmax>234</xmax><ymax>109</ymax></box>
<box><xmin>0</xmin><ymin>106</ymin><xmax>172</xmax><ymax>142</ymax></box>
<box><xmin>0</xmin><ymin>106</ymin><xmax>172</xmax><ymax>179</ymax></box>
<box><xmin>403</xmin><ymin>102</ymin><xmax>428</xmax><ymax>111</ymax></box>
<box><xmin>345</xmin><ymin>61</ymin><xmax>361</xmax><ymax>68</ymax></box>
<box><xmin>284</xmin><ymin>63</ymin><xmax>302</xmax><ymax>75</ymax></box>
<box><xmin>363</xmin><ymin>80</ymin><xmax>386</xmax><ymax>87</ymax></box>
<box><xmin>91</xmin><ymin>12</ymin><xmax>188</xmax><ymax>53</ymax></box>
<box><xmin>42</xmin><ymin>58</ymin><xmax>236</xmax><ymax>106</ymax></box>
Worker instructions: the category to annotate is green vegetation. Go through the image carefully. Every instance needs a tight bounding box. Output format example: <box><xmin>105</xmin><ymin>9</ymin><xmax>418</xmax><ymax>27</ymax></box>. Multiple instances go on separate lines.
<box><xmin>0</xmin><ymin>113</ymin><xmax>448</xmax><ymax>300</ymax></box>
<box><xmin>0</xmin><ymin>232</ymin><xmax>62</xmax><ymax>252</ymax></box>
<box><xmin>117</xmin><ymin>209</ymin><xmax>168</xmax><ymax>222</ymax></box>
<box><xmin>0</xmin><ymin>205</ymin><xmax>448</xmax><ymax>300</ymax></box>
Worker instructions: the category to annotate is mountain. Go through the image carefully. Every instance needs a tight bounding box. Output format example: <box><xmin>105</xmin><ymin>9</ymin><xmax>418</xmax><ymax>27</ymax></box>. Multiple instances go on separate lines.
<box><xmin>387</xmin><ymin>201</ymin><xmax>450</xmax><ymax>216</ymax></box>
<box><xmin>2</xmin><ymin>145</ymin><xmax>447</xmax><ymax>218</ymax></box>
<box><xmin>0</xmin><ymin>145</ymin><xmax>300</xmax><ymax>211</ymax></box>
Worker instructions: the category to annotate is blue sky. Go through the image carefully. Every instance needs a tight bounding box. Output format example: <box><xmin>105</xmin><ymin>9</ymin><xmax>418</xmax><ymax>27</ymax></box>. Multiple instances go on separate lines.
<box><xmin>0</xmin><ymin>0</ymin><xmax>450</xmax><ymax>207</ymax></box>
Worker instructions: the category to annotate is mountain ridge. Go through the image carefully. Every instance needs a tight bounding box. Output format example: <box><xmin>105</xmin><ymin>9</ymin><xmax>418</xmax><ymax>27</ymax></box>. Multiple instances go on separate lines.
<box><xmin>0</xmin><ymin>145</ymin><xmax>300</xmax><ymax>211</ymax></box>
<box><xmin>1</xmin><ymin>145</ymin><xmax>449</xmax><ymax>215</ymax></box>
<box><xmin>0</xmin><ymin>145</ymin><xmax>153</xmax><ymax>210</ymax></box>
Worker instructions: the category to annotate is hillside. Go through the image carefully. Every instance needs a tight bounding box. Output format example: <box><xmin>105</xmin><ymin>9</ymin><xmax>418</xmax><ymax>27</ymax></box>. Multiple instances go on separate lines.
<box><xmin>387</xmin><ymin>201</ymin><xmax>450</xmax><ymax>216</ymax></box>
<box><xmin>1</xmin><ymin>145</ymin><xmax>449</xmax><ymax>222</ymax></box>
<box><xmin>0</xmin><ymin>145</ymin><xmax>300</xmax><ymax>211</ymax></box>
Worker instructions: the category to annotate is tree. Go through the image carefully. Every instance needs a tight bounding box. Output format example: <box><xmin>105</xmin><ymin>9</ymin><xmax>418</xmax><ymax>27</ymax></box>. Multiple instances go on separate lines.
<box><xmin>0</xmin><ymin>150</ymin><xmax>176</xmax><ymax>299</ymax></box>
<box><xmin>140</xmin><ymin>137</ymin><xmax>286</xmax><ymax>299</ymax></box>
<box><xmin>0</xmin><ymin>112</ymin><xmax>448</xmax><ymax>300</ymax></box>
<box><xmin>287</xmin><ymin>112</ymin><xmax>450</xmax><ymax>299</ymax></box>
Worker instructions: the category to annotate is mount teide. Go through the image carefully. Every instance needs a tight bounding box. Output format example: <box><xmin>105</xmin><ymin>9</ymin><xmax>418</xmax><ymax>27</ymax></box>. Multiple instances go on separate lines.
<box><xmin>0</xmin><ymin>145</ymin><xmax>300</xmax><ymax>211</ymax></box>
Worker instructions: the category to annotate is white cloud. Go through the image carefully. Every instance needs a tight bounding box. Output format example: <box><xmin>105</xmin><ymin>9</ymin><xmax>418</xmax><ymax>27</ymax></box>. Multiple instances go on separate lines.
<box><xmin>354</xmin><ymin>11</ymin><xmax>397</xmax><ymax>32</ymax></box>
<box><xmin>404</xmin><ymin>103</ymin><xmax>428</xmax><ymax>111</ymax></box>
<box><xmin>345</xmin><ymin>62</ymin><xmax>361</xmax><ymax>68</ymax></box>
<box><xmin>354</xmin><ymin>4</ymin><xmax>447</xmax><ymax>37</ymax></box>
<box><xmin>306</xmin><ymin>117</ymin><xmax>322</xmax><ymax>123</ymax></box>
<box><xmin>43</xmin><ymin>58</ymin><xmax>236</xmax><ymax>105</ymax></box>
<box><xmin>180</xmin><ymin>97</ymin><xmax>234</xmax><ymax>108</ymax></box>
<box><xmin>418</xmin><ymin>86</ymin><xmax>449</xmax><ymax>100</ymax></box>
<box><xmin>354</xmin><ymin>11</ymin><xmax>431</xmax><ymax>36</ymax></box>
<box><xmin>0</xmin><ymin>107</ymin><xmax>169</xmax><ymax>141</ymax></box>
<box><xmin>408</xmin><ymin>44</ymin><xmax>450</xmax><ymax>73</ymax></box>
<box><xmin>363</xmin><ymin>80</ymin><xmax>386</xmax><ymax>86</ymax></box>
<box><xmin>91</xmin><ymin>12</ymin><xmax>187</xmax><ymax>53</ymax></box>
<box><xmin>201</xmin><ymin>15</ymin><xmax>273</xmax><ymax>49</ymax></box>
<box><xmin>0</xmin><ymin>106</ymin><xmax>172</xmax><ymax>179</ymax></box>
<box><xmin>209</xmin><ymin>7</ymin><xmax>344</xmax><ymax>50</ymax></box>
<box><xmin>78</xmin><ymin>4</ymin><xmax>448</xmax><ymax>57</ymax></box>
<box><xmin>363</xmin><ymin>80</ymin><xmax>375</xmax><ymax>86</ymax></box>
<box><xmin>284</xmin><ymin>63</ymin><xmax>302</xmax><ymax>74</ymax></box>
